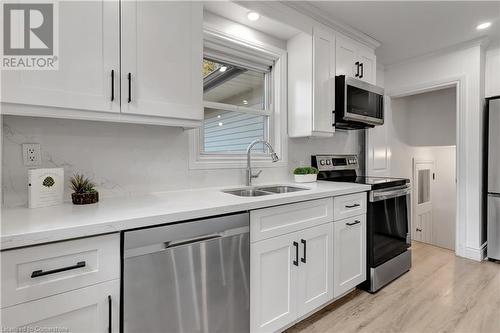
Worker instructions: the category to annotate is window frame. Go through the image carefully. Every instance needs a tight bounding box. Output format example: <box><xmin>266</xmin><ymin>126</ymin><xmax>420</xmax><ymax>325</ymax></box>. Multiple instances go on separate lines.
<box><xmin>189</xmin><ymin>28</ymin><xmax>287</xmax><ymax>170</ymax></box>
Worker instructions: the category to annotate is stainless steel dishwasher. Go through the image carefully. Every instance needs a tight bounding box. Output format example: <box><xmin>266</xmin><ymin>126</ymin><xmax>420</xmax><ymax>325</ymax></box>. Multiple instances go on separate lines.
<box><xmin>123</xmin><ymin>212</ymin><xmax>250</xmax><ymax>333</ymax></box>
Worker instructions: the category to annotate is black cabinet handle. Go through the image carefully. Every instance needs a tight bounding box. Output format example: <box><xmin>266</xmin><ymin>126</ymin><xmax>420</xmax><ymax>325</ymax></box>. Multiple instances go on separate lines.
<box><xmin>345</xmin><ymin>203</ymin><xmax>360</xmax><ymax>208</ymax></box>
<box><xmin>301</xmin><ymin>239</ymin><xmax>306</xmax><ymax>263</ymax></box>
<box><xmin>31</xmin><ymin>261</ymin><xmax>86</xmax><ymax>278</ymax></box>
<box><xmin>293</xmin><ymin>241</ymin><xmax>299</xmax><ymax>266</ymax></box>
<box><xmin>360</xmin><ymin>63</ymin><xmax>364</xmax><ymax>78</ymax></box>
<box><xmin>110</xmin><ymin>70</ymin><xmax>115</xmax><ymax>101</ymax></box>
<box><xmin>127</xmin><ymin>73</ymin><xmax>132</xmax><ymax>103</ymax></box>
<box><xmin>347</xmin><ymin>220</ymin><xmax>361</xmax><ymax>226</ymax></box>
<box><xmin>355</xmin><ymin>62</ymin><xmax>360</xmax><ymax>77</ymax></box>
<box><xmin>108</xmin><ymin>295</ymin><xmax>112</xmax><ymax>333</ymax></box>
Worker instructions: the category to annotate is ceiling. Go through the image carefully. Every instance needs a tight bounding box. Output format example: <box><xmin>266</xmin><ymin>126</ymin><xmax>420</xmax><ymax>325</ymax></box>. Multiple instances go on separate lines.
<box><xmin>307</xmin><ymin>1</ymin><xmax>500</xmax><ymax>65</ymax></box>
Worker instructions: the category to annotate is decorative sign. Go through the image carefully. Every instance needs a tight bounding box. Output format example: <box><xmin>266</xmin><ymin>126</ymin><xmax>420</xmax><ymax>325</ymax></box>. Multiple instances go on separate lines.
<box><xmin>28</xmin><ymin>168</ymin><xmax>64</xmax><ymax>208</ymax></box>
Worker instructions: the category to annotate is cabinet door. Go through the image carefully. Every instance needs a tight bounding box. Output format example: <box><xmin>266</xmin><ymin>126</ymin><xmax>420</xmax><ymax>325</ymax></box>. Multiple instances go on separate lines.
<box><xmin>312</xmin><ymin>26</ymin><xmax>335</xmax><ymax>135</ymax></box>
<box><xmin>297</xmin><ymin>223</ymin><xmax>334</xmax><ymax>317</ymax></box>
<box><xmin>357</xmin><ymin>48</ymin><xmax>377</xmax><ymax>85</ymax></box>
<box><xmin>1</xmin><ymin>280</ymin><xmax>120</xmax><ymax>333</ymax></box>
<box><xmin>121</xmin><ymin>1</ymin><xmax>203</xmax><ymax>120</ymax></box>
<box><xmin>333</xmin><ymin>215</ymin><xmax>366</xmax><ymax>298</ymax></box>
<box><xmin>335</xmin><ymin>35</ymin><xmax>357</xmax><ymax>78</ymax></box>
<box><xmin>1</xmin><ymin>1</ymin><xmax>120</xmax><ymax>113</ymax></box>
<box><xmin>251</xmin><ymin>233</ymin><xmax>298</xmax><ymax>333</ymax></box>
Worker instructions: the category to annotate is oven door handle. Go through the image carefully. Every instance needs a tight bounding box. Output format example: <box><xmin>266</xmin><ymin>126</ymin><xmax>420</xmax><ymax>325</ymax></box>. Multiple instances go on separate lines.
<box><xmin>369</xmin><ymin>185</ymin><xmax>411</xmax><ymax>202</ymax></box>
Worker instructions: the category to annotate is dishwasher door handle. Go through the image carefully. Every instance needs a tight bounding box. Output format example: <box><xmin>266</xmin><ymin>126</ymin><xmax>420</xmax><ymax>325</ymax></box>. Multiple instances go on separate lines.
<box><xmin>164</xmin><ymin>234</ymin><xmax>222</xmax><ymax>249</ymax></box>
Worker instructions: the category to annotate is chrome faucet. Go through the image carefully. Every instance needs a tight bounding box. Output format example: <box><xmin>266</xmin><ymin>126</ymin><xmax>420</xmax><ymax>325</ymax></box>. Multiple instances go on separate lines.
<box><xmin>246</xmin><ymin>139</ymin><xmax>279</xmax><ymax>186</ymax></box>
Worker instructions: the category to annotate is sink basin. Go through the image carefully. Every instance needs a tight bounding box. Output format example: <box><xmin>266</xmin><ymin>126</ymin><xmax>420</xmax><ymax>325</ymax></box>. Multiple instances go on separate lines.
<box><xmin>257</xmin><ymin>185</ymin><xmax>309</xmax><ymax>194</ymax></box>
<box><xmin>222</xmin><ymin>189</ymin><xmax>272</xmax><ymax>197</ymax></box>
<box><xmin>223</xmin><ymin>185</ymin><xmax>310</xmax><ymax>197</ymax></box>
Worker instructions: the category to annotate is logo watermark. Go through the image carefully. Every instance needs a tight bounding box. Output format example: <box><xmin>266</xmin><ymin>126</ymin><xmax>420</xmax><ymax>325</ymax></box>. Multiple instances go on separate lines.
<box><xmin>1</xmin><ymin>2</ymin><xmax>58</xmax><ymax>70</ymax></box>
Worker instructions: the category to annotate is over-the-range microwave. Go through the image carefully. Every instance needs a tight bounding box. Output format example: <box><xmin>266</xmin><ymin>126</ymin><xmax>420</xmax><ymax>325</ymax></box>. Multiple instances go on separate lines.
<box><xmin>335</xmin><ymin>75</ymin><xmax>384</xmax><ymax>130</ymax></box>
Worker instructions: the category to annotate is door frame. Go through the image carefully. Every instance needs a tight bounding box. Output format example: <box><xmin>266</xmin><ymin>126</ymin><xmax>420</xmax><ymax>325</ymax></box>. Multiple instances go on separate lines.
<box><xmin>386</xmin><ymin>76</ymin><xmax>464</xmax><ymax>258</ymax></box>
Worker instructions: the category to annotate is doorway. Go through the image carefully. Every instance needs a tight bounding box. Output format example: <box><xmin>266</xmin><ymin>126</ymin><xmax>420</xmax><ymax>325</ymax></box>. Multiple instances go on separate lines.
<box><xmin>390</xmin><ymin>87</ymin><xmax>457</xmax><ymax>250</ymax></box>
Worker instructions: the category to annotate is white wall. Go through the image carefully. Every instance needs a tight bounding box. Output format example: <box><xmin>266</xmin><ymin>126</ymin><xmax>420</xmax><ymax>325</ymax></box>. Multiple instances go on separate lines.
<box><xmin>391</xmin><ymin>89</ymin><xmax>457</xmax><ymax>250</ymax></box>
<box><xmin>384</xmin><ymin>42</ymin><xmax>485</xmax><ymax>260</ymax></box>
<box><xmin>485</xmin><ymin>46</ymin><xmax>500</xmax><ymax>98</ymax></box>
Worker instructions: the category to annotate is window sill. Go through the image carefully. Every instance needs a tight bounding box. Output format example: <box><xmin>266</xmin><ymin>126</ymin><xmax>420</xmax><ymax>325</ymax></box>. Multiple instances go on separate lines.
<box><xmin>189</xmin><ymin>156</ymin><xmax>287</xmax><ymax>170</ymax></box>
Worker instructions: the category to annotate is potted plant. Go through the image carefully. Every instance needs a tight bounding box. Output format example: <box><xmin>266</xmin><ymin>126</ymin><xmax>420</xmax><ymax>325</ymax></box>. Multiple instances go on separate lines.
<box><xmin>70</xmin><ymin>173</ymin><xmax>99</xmax><ymax>205</ymax></box>
<box><xmin>293</xmin><ymin>167</ymin><xmax>319</xmax><ymax>183</ymax></box>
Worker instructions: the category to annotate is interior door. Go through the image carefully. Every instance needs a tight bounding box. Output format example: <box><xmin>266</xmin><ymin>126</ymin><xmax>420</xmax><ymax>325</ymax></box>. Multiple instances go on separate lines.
<box><xmin>413</xmin><ymin>160</ymin><xmax>434</xmax><ymax>244</ymax></box>
<box><xmin>1</xmin><ymin>1</ymin><xmax>120</xmax><ymax>113</ymax></box>
<box><xmin>120</xmin><ymin>1</ymin><xmax>203</xmax><ymax>120</ymax></box>
<box><xmin>297</xmin><ymin>223</ymin><xmax>333</xmax><ymax>316</ymax></box>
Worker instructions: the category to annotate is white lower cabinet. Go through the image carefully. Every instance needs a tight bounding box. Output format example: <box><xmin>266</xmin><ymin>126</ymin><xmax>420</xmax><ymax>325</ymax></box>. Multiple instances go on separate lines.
<box><xmin>297</xmin><ymin>223</ymin><xmax>334</xmax><ymax>317</ymax></box>
<box><xmin>1</xmin><ymin>279</ymin><xmax>120</xmax><ymax>333</ymax></box>
<box><xmin>333</xmin><ymin>215</ymin><xmax>367</xmax><ymax>298</ymax></box>
<box><xmin>251</xmin><ymin>222</ymin><xmax>334</xmax><ymax>333</ymax></box>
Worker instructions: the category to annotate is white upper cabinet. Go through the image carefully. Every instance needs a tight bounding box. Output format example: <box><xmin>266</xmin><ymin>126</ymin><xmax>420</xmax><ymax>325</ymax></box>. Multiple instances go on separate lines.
<box><xmin>121</xmin><ymin>1</ymin><xmax>203</xmax><ymax>121</ymax></box>
<box><xmin>2</xmin><ymin>1</ymin><xmax>203</xmax><ymax>127</ymax></box>
<box><xmin>288</xmin><ymin>25</ymin><xmax>335</xmax><ymax>137</ymax></box>
<box><xmin>1</xmin><ymin>1</ymin><xmax>120</xmax><ymax>113</ymax></box>
<box><xmin>336</xmin><ymin>34</ymin><xmax>377</xmax><ymax>85</ymax></box>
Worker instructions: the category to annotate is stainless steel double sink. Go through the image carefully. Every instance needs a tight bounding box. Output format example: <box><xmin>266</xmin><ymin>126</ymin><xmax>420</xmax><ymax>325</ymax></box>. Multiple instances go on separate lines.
<box><xmin>223</xmin><ymin>185</ymin><xmax>309</xmax><ymax>197</ymax></box>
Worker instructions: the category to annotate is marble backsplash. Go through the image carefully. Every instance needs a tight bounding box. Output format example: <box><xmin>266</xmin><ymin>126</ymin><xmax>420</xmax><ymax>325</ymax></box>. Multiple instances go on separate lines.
<box><xmin>2</xmin><ymin>115</ymin><xmax>364</xmax><ymax>208</ymax></box>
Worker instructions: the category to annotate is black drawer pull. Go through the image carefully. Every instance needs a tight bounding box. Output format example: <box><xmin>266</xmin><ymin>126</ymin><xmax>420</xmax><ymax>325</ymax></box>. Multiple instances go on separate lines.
<box><xmin>127</xmin><ymin>72</ymin><xmax>132</xmax><ymax>103</ymax></box>
<box><xmin>108</xmin><ymin>295</ymin><xmax>112</xmax><ymax>333</ymax></box>
<box><xmin>301</xmin><ymin>239</ymin><xmax>307</xmax><ymax>263</ymax></box>
<box><xmin>31</xmin><ymin>261</ymin><xmax>86</xmax><ymax>278</ymax></box>
<box><xmin>347</xmin><ymin>220</ymin><xmax>361</xmax><ymax>226</ymax></box>
<box><xmin>293</xmin><ymin>241</ymin><xmax>299</xmax><ymax>266</ymax></box>
<box><xmin>359</xmin><ymin>63</ymin><xmax>364</xmax><ymax>78</ymax></box>
<box><xmin>355</xmin><ymin>61</ymin><xmax>360</xmax><ymax>77</ymax></box>
<box><xmin>111</xmin><ymin>70</ymin><xmax>115</xmax><ymax>102</ymax></box>
<box><xmin>345</xmin><ymin>203</ymin><xmax>360</xmax><ymax>208</ymax></box>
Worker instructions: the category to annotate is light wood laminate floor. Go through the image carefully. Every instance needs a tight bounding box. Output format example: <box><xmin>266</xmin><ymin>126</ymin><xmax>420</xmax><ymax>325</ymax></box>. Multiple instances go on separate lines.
<box><xmin>286</xmin><ymin>242</ymin><xmax>500</xmax><ymax>333</ymax></box>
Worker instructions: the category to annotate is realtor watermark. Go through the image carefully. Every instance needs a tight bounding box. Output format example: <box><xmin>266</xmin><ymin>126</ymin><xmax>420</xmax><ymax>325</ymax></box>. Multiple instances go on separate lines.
<box><xmin>1</xmin><ymin>327</ymin><xmax>69</xmax><ymax>333</ymax></box>
<box><xmin>1</xmin><ymin>1</ymin><xmax>58</xmax><ymax>70</ymax></box>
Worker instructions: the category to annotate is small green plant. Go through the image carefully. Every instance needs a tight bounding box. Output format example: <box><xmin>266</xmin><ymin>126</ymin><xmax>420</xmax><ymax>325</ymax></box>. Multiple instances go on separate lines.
<box><xmin>293</xmin><ymin>167</ymin><xmax>319</xmax><ymax>175</ymax></box>
<box><xmin>42</xmin><ymin>176</ymin><xmax>55</xmax><ymax>188</ymax></box>
<box><xmin>70</xmin><ymin>173</ymin><xmax>96</xmax><ymax>194</ymax></box>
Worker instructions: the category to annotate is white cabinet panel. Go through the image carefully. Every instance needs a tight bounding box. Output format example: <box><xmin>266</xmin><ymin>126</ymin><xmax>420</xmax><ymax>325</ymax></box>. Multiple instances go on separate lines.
<box><xmin>333</xmin><ymin>215</ymin><xmax>366</xmax><ymax>298</ymax></box>
<box><xmin>251</xmin><ymin>233</ymin><xmax>298</xmax><ymax>333</ymax></box>
<box><xmin>250</xmin><ymin>198</ymin><xmax>333</xmax><ymax>242</ymax></box>
<box><xmin>335</xmin><ymin>34</ymin><xmax>376</xmax><ymax>85</ymax></box>
<box><xmin>1</xmin><ymin>1</ymin><xmax>120</xmax><ymax>113</ymax></box>
<box><xmin>312</xmin><ymin>26</ymin><xmax>335</xmax><ymax>134</ymax></box>
<box><xmin>297</xmin><ymin>223</ymin><xmax>333</xmax><ymax>317</ymax></box>
<box><xmin>358</xmin><ymin>48</ymin><xmax>376</xmax><ymax>85</ymax></box>
<box><xmin>335</xmin><ymin>35</ymin><xmax>357</xmax><ymax>78</ymax></box>
<box><xmin>1</xmin><ymin>280</ymin><xmax>120</xmax><ymax>333</ymax></box>
<box><xmin>1</xmin><ymin>233</ymin><xmax>120</xmax><ymax>308</ymax></box>
<box><xmin>121</xmin><ymin>1</ymin><xmax>203</xmax><ymax>120</ymax></box>
<box><xmin>333</xmin><ymin>192</ymin><xmax>367</xmax><ymax>221</ymax></box>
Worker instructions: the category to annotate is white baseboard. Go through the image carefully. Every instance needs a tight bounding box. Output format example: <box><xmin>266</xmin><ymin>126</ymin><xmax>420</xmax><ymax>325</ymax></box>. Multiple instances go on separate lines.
<box><xmin>461</xmin><ymin>243</ymin><xmax>487</xmax><ymax>261</ymax></box>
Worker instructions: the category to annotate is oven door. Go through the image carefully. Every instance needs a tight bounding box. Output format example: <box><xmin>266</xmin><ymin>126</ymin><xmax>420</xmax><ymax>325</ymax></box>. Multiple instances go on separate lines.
<box><xmin>367</xmin><ymin>185</ymin><xmax>411</xmax><ymax>268</ymax></box>
<box><xmin>345</xmin><ymin>77</ymin><xmax>384</xmax><ymax>126</ymax></box>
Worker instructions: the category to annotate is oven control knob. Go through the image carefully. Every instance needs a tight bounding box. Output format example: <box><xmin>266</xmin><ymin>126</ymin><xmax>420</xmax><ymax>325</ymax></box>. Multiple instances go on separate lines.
<box><xmin>326</xmin><ymin>160</ymin><xmax>331</xmax><ymax>165</ymax></box>
<box><xmin>320</xmin><ymin>160</ymin><xmax>325</xmax><ymax>166</ymax></box>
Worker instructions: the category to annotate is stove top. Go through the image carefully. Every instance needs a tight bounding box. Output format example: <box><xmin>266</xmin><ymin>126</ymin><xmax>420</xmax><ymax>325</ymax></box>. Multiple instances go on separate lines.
<box><xmin>311</xmin><ymin>154</ymin><xmax>409</xmax><ymax>190</ymax></box>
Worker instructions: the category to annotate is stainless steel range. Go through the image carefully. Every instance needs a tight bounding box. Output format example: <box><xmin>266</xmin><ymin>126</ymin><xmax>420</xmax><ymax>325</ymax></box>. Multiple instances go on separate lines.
<box><xmin>312</xmin><ymin>154</ymin><xmax>412</xmax><ymax>292</ymax></box>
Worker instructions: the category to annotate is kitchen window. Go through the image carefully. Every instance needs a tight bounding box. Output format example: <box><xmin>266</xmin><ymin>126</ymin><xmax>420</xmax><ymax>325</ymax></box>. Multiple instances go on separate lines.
<box><xmin>189</xmin><ymin>31</ymin><xmax>286</xmax><ymax>169</ymax></box>
<box><xmin>202</xmin><ymin>57</ymin><xmax>271</xmax><ymax>154</ymax></box>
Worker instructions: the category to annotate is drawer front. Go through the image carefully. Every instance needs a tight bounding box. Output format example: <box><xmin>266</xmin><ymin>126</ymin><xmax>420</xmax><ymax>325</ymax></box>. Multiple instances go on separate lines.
<box><xmin>333</xmin><ymin>192</ymin><xmax>367</xmax><ymax>221</ymax></box>
<box><xmin>250</xmin><ymin>198</ymin><xmax>333</xmax><ymax>242</ymax></box>
<box><xmin>1</xmin><ymin>233</ymin><xmax>120</xmax><ymax>308</ymax></box>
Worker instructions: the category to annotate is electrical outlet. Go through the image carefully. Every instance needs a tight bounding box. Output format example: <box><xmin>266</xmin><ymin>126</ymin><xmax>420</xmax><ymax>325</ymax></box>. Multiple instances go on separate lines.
<box><xmin>22</xmin><ymin>143</ymin><xmax>42</xmax><ymax>166</ymax></box>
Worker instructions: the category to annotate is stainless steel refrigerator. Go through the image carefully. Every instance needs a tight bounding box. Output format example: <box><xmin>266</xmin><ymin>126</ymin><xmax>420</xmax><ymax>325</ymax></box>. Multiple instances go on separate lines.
<box><xmin>488</xmin><ymin>97</ymin><xmax>500</xmax><ymax>261</ymax></box>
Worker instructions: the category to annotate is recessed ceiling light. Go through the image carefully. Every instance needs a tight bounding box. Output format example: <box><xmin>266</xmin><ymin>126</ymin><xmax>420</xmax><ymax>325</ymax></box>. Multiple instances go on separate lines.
<box><xmin>219</xmin><ymin>66</ymin><xmax>227</xmax><ymax>72</ymax></box>
<box><xmin>477</xmin><ymin>22</ymin><xmax>491</xmax><ymax>30</ymax></box>
<box><xmin>242</xmin><ymin>100</ymin><xmax>248</xmax><ymax>105</ymax></box>
<box><xmin>218</xmin><ymin>122</ymin><xmax>223</xmax><ymax>127</ymax></box>
<box><xmin>247</xmin><ymin>11</ymin><xmax>260</xmax><ymax>21</ymax></box>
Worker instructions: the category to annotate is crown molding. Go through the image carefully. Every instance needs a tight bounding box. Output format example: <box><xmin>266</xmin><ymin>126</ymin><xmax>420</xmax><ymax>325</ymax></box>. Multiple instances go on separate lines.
<box><xmin>282</xmin><ymin>1</ymin><xmax>381</xmax><ymax>50</ymax></box>
<box><xmin>385</xmin><ymin>37</ymin><xmax>490</xmax><ymax>70</ymax></box>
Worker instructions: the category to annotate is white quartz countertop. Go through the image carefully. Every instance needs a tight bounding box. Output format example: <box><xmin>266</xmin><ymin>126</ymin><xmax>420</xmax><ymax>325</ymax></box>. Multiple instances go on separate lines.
<box><xmin>1</xmin><ymin>181</ymin><xmax>370</xmax><ymax>250</ymax></box>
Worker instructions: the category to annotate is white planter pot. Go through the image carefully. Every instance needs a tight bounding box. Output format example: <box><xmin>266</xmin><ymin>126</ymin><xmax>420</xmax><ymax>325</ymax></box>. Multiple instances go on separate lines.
<box><xmin>294</xmin><ymin>174</ymin><xmax>317</xmax><ymax>183</ymax></box>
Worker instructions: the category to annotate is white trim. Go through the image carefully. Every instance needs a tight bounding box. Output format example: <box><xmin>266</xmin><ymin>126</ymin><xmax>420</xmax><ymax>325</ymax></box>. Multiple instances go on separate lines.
<box><xmin>464</xmin><ymin>243</ymin><xmax>487</xmax><ymax>262</ymax></box>
<box><xmin>189</xmin><ymin>30</ymin><xmax>288</xmax><ymax>170</ymax></box>
<box><xmin>387</xmin><ymin>76</ymin><xmax>469</xmax><ymax>260</ymax></box>
<box><xmin>203</xmin><ymin>101</ymin><xmax>272</xmax><ymax>117</ymax></box>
